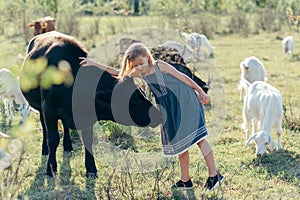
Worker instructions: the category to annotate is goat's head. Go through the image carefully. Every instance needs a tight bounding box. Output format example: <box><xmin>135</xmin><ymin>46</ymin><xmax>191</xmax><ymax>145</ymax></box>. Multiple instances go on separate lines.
<box><xmin>245</xmin><ymin>131</ymin><xmax>275</xmax><ymax>157</ymax></box>
<box><xmin>20</xmin><ymin>105</ymin><xmax>30</xmax><ymax>123</ymax></box>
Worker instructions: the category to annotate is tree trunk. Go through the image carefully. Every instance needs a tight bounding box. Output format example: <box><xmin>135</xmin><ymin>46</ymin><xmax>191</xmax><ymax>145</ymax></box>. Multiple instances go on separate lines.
<box><xmin>134</xmin><ymin>0</ymin><xmax>139</xmax><ymax>16</ymax></box>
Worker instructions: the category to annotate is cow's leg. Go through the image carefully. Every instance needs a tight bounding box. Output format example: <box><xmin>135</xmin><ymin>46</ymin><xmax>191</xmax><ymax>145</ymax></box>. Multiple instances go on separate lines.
<box><xmin>81</xmin><ymin>127</ymin><xmax>98</xmax><ymax>179</ymax></box>
<box><xmin>62</xmin><ymin>120</ymin><xmax>73</xmax><ymax>153</ymax></box>
<box><xmin>44</xmin><ymin>107</ymin><xmax>60</xmax><ymax>177</ymax></box>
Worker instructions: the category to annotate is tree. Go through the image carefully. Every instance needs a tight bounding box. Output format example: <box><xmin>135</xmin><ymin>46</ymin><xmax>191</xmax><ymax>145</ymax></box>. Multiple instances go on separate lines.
<box><xmin>286</xmin><ymin>6</ymin><xmax>300</xmax><ymax>32</ymax></box>
<box><xmin>37</xmin><ymin>0</ymin><xmax>59</xmax><ymax>18</ymax></box>
<box><xmin>134</xmin><ymin>0</ymin><xmax>139</xmax><ymax>15</ymax></box>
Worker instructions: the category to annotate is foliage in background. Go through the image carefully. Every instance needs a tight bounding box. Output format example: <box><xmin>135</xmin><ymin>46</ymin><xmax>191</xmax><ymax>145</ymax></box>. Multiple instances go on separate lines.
<box><xmin>286</xmin><ymin>6</ymin><xmax>300</xmax><ymax>32</ymax></box>
<box><xmin>1</xmin><ymin>0</ymin><xmax>300</xmax><ymax>41</ymax></box>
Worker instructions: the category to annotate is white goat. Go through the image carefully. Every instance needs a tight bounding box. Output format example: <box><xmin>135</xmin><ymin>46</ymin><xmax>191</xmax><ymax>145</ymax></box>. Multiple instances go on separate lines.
<box><xmin>181</xmin><ymin>32</ymin><xmax>214</xmax><ymax>58</ymax></box>
<box><xmin>159</xmin><ymin>41</ymin><xmax>200</xmax><ymax>62</ymax></box>
<box><xmin>0</xmin><ymin>68</ymin><xmax>30</xmax><ymax>123</ymax></box>
<box><xmin>0</xmin><ymin>148</ymin><xmax>12</xmax><ymax>170</ymax></box>
<box><xmin>238</xmin><ymin>56</ymin><xmax>267</xmax><ymax>101</ymax></box>
<box><xmin>242</xmin><ymin>81</ymin><xmax>283</xmax><ymax>156</ymax></box>
<box><xmin>282</xmin><ymin>36</ymin><xmax>294</xmax><ymax>56</ymax></box>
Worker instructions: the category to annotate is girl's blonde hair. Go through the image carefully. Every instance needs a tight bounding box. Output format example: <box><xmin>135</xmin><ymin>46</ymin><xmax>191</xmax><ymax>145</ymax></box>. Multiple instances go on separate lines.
<box><xmin>118</xmin><ymin>43</ymin><xmax>155</xmax><ymax>80</ymax></box>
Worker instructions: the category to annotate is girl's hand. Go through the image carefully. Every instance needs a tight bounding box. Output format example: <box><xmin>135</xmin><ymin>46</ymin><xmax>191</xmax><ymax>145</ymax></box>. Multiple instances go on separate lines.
<box><xmin>127</xmin><ymin>68</ymin><xmax>142</xmax><ymax>78</ymax></box>
<box><xmin>79</xmin><ymin>57</ymin><xmax>96</xmax><ymax>67</ymax></box>
<box><xmin>198</xmin><ymin>92</ymin><xmax>210</xmax><ymax>105</ymax></box>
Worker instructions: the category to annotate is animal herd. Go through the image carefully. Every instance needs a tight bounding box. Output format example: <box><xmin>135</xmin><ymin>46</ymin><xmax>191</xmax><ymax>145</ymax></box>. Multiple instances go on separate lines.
<box><xmin>0</xmin><ymin>16</ymin><xmax>296</xmax><ymax>177</ymax></box>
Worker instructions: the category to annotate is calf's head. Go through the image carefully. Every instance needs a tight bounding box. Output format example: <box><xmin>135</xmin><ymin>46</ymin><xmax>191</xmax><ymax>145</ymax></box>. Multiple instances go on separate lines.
<box><xmin>245</xmin><ymin>131</ymin><xmax>275</xmax><ymax>156</ymax></box>
<box><xmin>111</xmin><ymin>76</ymin><xmax>162</xmax><ymax>127</ymax></box>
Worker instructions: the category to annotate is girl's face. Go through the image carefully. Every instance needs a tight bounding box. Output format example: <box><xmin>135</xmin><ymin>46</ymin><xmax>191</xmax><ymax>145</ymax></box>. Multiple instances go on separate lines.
<box><xmin>129</xmin><ymin>56</ymin><xmax>150</xmax><ymax>77</ymax></box>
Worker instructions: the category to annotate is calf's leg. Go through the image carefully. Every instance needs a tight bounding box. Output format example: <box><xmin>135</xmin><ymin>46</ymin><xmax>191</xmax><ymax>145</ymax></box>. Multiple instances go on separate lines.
<box><xmin>81</xmin><ymin>127</ymin><xmax>98</xmax><ymax>179</ymax></box>
<box><xmin>43</xmin><ymin>105</ymin><xmax>60</xmax><ymax>177</ymax></box>
<box><xmin>61</xmin><ymin>120</ymin><xmax>73</xmax><ymax>153</ymax></box>
<box><xmin>40</xmin><ymin>114</ymin><xmax>49</xmax><ymax>155</ymax></box>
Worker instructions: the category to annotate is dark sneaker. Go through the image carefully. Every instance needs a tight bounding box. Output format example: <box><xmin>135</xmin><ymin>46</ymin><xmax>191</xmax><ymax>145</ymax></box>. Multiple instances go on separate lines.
<box><xmin>171</xmin><ymin>179</ymin><xmax>193</xmax><ymax>190</ymax></box>
<box><xmin>204</xmin><ymin>172</ymin><xmax>225</xmax><ymax>191</ymax></box>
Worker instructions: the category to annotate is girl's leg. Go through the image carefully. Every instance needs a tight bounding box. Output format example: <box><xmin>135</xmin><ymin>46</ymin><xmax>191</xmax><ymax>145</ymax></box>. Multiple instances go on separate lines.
<box><xmin>178</xmin><ymin>151</ymin><xmax>190</xmax><ymax>181</ymax></box>
<box><xmin>197</xmin><ymin>139</ymin><xmax>217</xmax><ymax>177</ymax></box>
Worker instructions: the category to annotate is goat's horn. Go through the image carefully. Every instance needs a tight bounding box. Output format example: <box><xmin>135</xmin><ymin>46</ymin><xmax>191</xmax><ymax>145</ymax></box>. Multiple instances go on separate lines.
<box><xmin>269</xmin><ymin>135</ymin><xmax>275</xmax><ymax>151</ymax></box>
<box><xmin>207</xmin><ymin>74</ymin><xmax>211</xmax><ymax>89</ymax></box>
<box><xmin>243</xmin><ymin>63</ymin><xmax>249</xmax><ymax>69</ymax></box>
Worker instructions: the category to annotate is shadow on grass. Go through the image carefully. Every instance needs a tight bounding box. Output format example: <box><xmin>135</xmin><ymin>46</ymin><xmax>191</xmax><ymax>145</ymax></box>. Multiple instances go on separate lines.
<box><xmin>171</xmin><ymin>188</ymin><xmax>197</xmax><ymax>199</ymax></box>
<box><xmin>107</xmin><ymin>130</ymin><xmax>137</xmax><ymax>152</ymax></box>
<box><xmin>251</xmin><ymin>149</ymin><xmax>300</xmax><ymax>182</ymax></box>
<box><xmin>290</xmin><ymin>53</ymin><xmax>300</xmax><ymax>62</ymax></box>
<box><xmin>19</xmin><ymin>154</ymin><xmax>97</xmax><ymax>199</ymax></box>
<box><xmin>171</xmin><ymin>188</ymin><xmax>226</xmax><ymax>200</ymax></box>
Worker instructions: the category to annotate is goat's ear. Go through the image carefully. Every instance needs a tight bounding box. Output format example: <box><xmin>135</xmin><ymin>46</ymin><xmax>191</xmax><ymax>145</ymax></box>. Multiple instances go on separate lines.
<box><xmin>269</xmin><ymin>136</ymin><xmax>275</xmax><ymax>151</ymax></box>
<box><xmin>245</xmin><ymin>134</ymin><xmax>257</xmax><ymax>146</ymax></box>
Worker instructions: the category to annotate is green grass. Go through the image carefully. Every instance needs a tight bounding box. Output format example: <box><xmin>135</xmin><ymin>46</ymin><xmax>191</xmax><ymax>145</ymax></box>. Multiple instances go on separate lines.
<box><xmin>0</xmin><ymin>15</ymin><xmax>300</xmax><ymax>199</ymax></box>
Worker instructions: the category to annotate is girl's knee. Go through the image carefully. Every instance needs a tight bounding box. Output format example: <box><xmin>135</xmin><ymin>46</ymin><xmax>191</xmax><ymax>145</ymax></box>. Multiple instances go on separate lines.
<box><xmin>197</xmin><ymin>139</ymin><xmax>206</xmax><ymax>146</ymax></box>
<box><xmin>179</xmin><ymin>151</ymin><xmax>188</xmax><ymax>158</ymax></box>
<box><xmin>199</xmin><ymin>139</ymin><xmax>213</xmax><ymax>157</ymax></box>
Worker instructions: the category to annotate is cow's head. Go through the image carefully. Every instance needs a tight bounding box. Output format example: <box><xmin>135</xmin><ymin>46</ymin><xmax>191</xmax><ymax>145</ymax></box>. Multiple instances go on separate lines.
<box><xmin>111</xmin><ymin>76</ymin><xmax>162</xmax><ymax>128</ymax></box>
<box><xmin>28</xmin><ymin>16</ymin><xmax>56</xmax><ymax>36</ymax></box>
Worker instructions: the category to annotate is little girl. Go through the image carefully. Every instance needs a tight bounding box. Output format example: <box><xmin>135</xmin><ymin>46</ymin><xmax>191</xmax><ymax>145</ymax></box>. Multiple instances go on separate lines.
<box><xmin>79</xmin><ymin>43</ymin><xmax>225</xmax><ymax>191</ymax></box>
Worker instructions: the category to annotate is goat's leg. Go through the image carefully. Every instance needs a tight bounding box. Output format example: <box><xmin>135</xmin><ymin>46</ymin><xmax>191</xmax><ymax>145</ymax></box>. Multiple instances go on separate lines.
<box><xmin>275</xmin><ymin>119</ymin><xmax>283</xmax><ymax>150</ymax></box>
<box><xmin>3</xmin><ymin>98</ymin><xmax>10</xmax><ymax>118</ymax></box>
<box><xmin>6</xmin><ymin>98</ymin><xmax>14</xmax><ymax>121</ymax></box>
<box><xmin>239</xmin><ymin>88</ymin><xmax>243</xmax><ymax>101</ymax></box>
<box><xmin>242</xmin><ymin>110</ymin><xmax>251</xmax><ymax>142</ymax></box>
<box><xmin>81</xmin><ymin>127</ymin><xmax>98</xmax><ymax>179</ymax></box>
<box><xmin>252</xmin><ymin>119</ymin><xmax>259</xmax><ymax>135</ymax></box>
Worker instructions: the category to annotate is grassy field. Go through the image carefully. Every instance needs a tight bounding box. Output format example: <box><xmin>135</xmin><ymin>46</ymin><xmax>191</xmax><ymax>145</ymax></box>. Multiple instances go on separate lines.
<box><xmin>0</xmin><ymin>15</ymin><xmax>299</xmax><ymax>200</ymax></box>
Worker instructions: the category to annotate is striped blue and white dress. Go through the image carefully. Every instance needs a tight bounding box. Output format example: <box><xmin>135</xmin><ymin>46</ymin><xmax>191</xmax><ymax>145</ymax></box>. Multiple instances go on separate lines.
<box><xmin>143</xmin><ymin>61</ymin><xmax>208</xmax><ymax>156</ymax></box>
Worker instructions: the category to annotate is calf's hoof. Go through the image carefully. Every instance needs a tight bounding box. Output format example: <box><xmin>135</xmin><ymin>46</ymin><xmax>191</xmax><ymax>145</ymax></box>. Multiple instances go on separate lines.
<box><xmin>63</xmin><ymin>150</ymin><xmax>74</xmax><ymax>155</ymax></box>
<box><xmin>45</xmin><ymin>171</ymin><xmax>57</xmax><ymax>178</ymax></box>
<box><xmin>86</xmin><ymin>172</ymin><xmax>98</xmax><ymax>180</ymax></box>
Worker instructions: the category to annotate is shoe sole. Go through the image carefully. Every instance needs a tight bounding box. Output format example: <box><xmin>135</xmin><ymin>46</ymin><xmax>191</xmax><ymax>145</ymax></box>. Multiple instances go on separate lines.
<box><xmin>209</xmin><ymin>176</ymin><xmax>225</xmax><ymax>191</ymax></box>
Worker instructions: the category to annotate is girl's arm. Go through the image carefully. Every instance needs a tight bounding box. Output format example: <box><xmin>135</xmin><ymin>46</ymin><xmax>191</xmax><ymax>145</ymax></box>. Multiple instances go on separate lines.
<box><xmin>79</xmin><ymin>57</ymin><xmax>120</xmax><ymax>76</ymax></box>
<box><xmin>157</xmin><ymin>60</ymin><xmax>210</xmax><ymax>104</ymax></box>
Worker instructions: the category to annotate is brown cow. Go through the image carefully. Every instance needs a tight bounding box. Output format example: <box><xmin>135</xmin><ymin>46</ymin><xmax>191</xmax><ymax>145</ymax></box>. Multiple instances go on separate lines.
<box><xmin>28</xmin><ymin>16</ymin><xmax>56</xmax><ymax>36</ymax></box>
